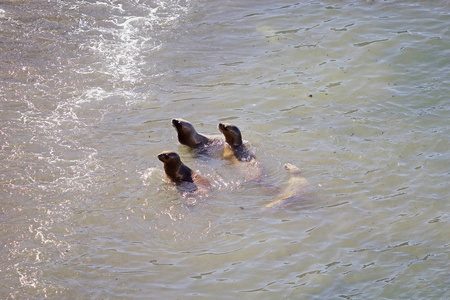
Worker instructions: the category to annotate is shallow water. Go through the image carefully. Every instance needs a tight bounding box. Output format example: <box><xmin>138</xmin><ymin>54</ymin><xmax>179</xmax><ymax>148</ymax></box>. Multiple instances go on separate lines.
<box><xmin>1</xmin><ymin>0</ymin><xmax>449</xmax><ymax>299</ymax></box>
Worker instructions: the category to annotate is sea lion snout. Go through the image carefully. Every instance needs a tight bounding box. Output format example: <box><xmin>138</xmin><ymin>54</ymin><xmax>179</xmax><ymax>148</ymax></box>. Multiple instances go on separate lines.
<box><xmin>172</xmin><ymin>118</ymin><xmax>181</xmax><ymax>128</ymax></box>
<box><xmin>218</xmin><ymin>123</ymin><xmax>228</xmax><ymax>132</ymax></box>
<box><xmin>157</xmin><ymin>152</ymin><xmax>168</xmax><ymax>162</ymax></box>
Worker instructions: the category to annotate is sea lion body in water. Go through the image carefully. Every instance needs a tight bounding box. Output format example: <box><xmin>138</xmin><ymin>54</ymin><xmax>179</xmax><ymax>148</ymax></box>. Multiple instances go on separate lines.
<box><xmin>157</xmin><ymin>151</ymin><xmax>210</xmax><ymax>191</ymax></box>
<box><xmin>265</xmin><ymin>163</ymin><xmax>310</xmax><ymax>208</ymax></box>
<box><xmin>218</xmin><ymin>123</ymin><xmax>262</xmax><ymax>181</ymax></box>
<box><xmin>172</xmin><ymin>118</ymin><xmax>222</xmax><ymax>150</ymax></box>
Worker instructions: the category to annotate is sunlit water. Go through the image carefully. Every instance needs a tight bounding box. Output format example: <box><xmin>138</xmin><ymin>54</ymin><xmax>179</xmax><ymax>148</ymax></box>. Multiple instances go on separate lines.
<box><xmin>1</xmin><ymin>0</ymin><xmax>449</xmax><ymax>299</ymax></box>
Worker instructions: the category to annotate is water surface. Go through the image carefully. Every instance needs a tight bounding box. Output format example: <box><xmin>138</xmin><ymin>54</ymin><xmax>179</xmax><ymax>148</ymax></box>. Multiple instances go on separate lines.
<box><xmin>1</xmin><ymin>0</ymin><xmax>449</xmax><ymax>298</ymax></box>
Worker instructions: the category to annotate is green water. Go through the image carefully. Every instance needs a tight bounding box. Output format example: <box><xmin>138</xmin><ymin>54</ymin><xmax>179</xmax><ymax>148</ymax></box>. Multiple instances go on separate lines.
<box><xmin>1</xmin><ymin>0</ymin><xmax>449</xmax><ymax>298</ymax></box>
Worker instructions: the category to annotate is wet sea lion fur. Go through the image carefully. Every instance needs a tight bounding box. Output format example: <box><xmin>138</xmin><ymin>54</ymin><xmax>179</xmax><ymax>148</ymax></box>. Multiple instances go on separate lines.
<box><xmin>157</xmin><ymin>151</ymin><xmax>210</xmax><ymax>189</ymax></box>
<box><xmin>172</xmin><ymin>118</ymin><xmax>221</xmax><ymax>149</ymax></box>
<box><xmin>265</xmin><ymin>163</ymin><xmax>310</xmax><ymax>208</ymax></box>
<box><xmin>218</xmin><ymin>122</ymin><xmax>262</xmax><ymax>181</ymax></box>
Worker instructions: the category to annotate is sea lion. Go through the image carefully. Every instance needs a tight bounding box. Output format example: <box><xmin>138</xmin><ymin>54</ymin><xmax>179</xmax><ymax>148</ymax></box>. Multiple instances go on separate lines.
<box><xmin>172</xmin><ymin>118</ymin><xmax>222</xmax><ymax>149</ymax></box>
<box><xmin>218</xmin><ymin>123</ymin><xmax>255</xmax><ymax>161</ymax></box>
<box><xmin>265</xmin><ymin>163</ymin><xmax>310</xmax><ymax>208</ymax></box>
<box><xmin>157</xmin><ymin>151</ymin><xmax>210</xmax><ymax>191</ymax></box>
<box><xmin>218</xmin><ymin>123</ymin><xmax>262</xmax><ymax>181</ymax></box>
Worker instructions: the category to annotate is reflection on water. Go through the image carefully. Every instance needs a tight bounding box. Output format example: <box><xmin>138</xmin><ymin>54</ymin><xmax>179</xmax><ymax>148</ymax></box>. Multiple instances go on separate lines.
<box><xmin>1</xmin><ymin>0</ymin><xmax>449</xmax><ymax>298</ymax></box>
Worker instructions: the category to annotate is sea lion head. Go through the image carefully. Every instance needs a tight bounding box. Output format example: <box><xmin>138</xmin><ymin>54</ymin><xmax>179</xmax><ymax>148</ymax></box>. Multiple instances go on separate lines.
<box><xmin>284</xmin><ymin>163</ymin><xmax>301</xmax><ymax>175</ymax></box>
<box><xmin>158</xmin><ymin>151</ymin><xmax>182</xmax><ymax>166</ymax></box>
<box><xmin>158</xmin><ymin>151</ymin><xmax>193</xmax><ymax>183</ymax></box>
<box><xmin>172</xmin><ymin>118</ymin><xmax>197</xmax><ymax>137</ymax></box>
<box><xmin>218</xmin><ymin>123</ymin><xmax>243</xmax><ymax>148</ymax></box>
<box><xmin>172</xmin><ymin>118</ymin><xmax>207</xmax><ymax>147</ymax></box>
<box><xmin>172</xmin><ymin>118</ymin><xmax>195</xmax><ymax>133</ymax></box>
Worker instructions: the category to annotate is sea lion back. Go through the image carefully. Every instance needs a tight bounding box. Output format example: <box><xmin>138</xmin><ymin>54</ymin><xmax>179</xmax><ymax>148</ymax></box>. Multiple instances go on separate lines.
<box><xmin>265</xmin><ymin>163</ymin><xmax>310</xmax><ymax>208</ymax></box>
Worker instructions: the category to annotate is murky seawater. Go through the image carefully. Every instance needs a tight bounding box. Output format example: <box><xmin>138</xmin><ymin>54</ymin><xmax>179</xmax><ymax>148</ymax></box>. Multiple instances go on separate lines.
<box><xmin>1</xmin><ymin>0</ymin><xmax>449</xmax><ymax>298</ymax></box>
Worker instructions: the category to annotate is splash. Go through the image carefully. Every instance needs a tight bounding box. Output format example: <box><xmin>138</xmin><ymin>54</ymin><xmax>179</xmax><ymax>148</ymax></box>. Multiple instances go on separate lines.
<box><xmin>83</xmin><ymin>0</ymin><xmax>193</xmax><ymax>89</ymax></box>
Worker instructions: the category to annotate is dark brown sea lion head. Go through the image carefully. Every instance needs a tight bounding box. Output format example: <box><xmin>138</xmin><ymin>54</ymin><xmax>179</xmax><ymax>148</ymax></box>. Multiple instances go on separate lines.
<box><xmin>172</xmin><ymin>118</ymin><xmax>195</xmax><ymax>134</ymax></box>
<box><xmin>157</xmin><ymin>151</ymin><xmax>181</xmax><ymax>165</ymax></box>
<box><xmin>158</xmin><ymin>151</ymin><xmax>193</xmax><ymax>183</ymax></box>
<box><xmin>218</xmin><ymin>123</ymin><xmax>243</xmax><ymax>148</ymax></box>
<box><xmin>172</xmin><ymin>118</ymin><xmax>208</xmax><ymax>147</ymax></box>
